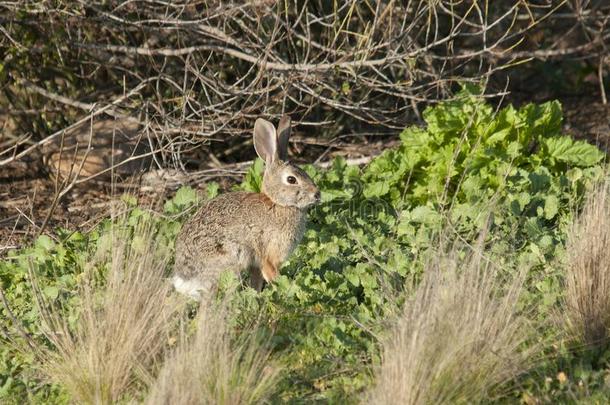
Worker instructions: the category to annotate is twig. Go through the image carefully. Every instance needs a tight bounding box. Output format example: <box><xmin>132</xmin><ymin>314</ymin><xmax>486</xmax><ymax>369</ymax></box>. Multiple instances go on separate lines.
<box><xmin>599</xmin><ymin>56</ymin><xmax>607</xmax><ymax>105</ymax></box>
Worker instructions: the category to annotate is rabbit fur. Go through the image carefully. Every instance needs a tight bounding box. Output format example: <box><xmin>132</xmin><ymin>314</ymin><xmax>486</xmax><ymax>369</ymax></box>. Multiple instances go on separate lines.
<box><xmin>172</xmin><ymin>116</ymin><xmax>320</xmax><ymax>300</ymax></box>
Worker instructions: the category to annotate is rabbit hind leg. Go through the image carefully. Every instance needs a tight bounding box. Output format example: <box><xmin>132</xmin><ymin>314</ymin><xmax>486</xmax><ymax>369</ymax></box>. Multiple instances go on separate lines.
<box><xmin>172</xmin><ymin>274</ymin><xmax>214</xmax><ymax>301</ymax></box>
<box><xmin>174</xmin><ymin>242</ymin><xmax>254</xmax><ymax>300</ymax></box>
<box><xmin>249</xmin><ymin>266</ymin><xmax>265</xmax><ymax>292</ymax></box>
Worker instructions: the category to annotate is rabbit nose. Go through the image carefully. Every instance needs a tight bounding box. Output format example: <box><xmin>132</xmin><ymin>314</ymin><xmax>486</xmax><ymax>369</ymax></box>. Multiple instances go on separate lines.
<box><xmin>314</xmin><ymin>190</ymin><xmax>321</xmax><ymax>202</ymax></box>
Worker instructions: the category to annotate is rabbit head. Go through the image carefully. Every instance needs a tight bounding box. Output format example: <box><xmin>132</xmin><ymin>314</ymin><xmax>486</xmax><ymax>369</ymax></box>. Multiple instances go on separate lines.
<box><xmin>253</xmin><ymin>116</ymin><xmax>320</xmax><ymax>209</ymax></box>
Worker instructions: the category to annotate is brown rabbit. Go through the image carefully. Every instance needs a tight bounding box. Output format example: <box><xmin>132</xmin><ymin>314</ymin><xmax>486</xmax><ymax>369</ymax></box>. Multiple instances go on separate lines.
<box><xmin>172</xmin><ymin>116</ymin><xmax>320</xmax><ymax>300</ymax></box>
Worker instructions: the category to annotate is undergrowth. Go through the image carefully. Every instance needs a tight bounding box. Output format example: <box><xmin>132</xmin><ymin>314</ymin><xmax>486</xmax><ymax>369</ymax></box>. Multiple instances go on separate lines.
<box><xmin>1</xmin><ymin>88</ymin><xmax>608</xmax><ymax>403</ymax></box>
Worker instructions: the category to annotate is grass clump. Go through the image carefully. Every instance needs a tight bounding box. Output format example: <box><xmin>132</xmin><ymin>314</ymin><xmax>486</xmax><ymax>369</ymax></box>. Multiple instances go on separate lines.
<box><xmin>31</xmin><ymin>219</ymin><xmax>281</xmax><ymax>405</ymax></box>
<box><xmin>32</xmin><ymin>223</ymin><xmax>180</xmax><ymax>404</ymax></box>
<box><xmin>563</xmin><ymin>181</ymin><xmax>610</xmax><ymax>348</ymax></box>
<box><xmin>369</xmin><ymin>244</ymin><xmax>536</xmax><ymax>404</ymax></box>
<box><xmin>146</xmin><ymin>300</ymin><xmax>280</xmax><ymax>405</ymax></box>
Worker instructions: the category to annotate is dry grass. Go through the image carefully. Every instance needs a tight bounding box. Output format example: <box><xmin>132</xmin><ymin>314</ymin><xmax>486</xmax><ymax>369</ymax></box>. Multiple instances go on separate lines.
<box><xmin>369</xmin><ymin>245</ymin><xmax>535</xmax><ymax>404</ymax></box>
<box><xmin>29</xmin><ymin>212</ymin><xmax>281</xmax><ymax>404</ymax></box>
<box><xmin>146</xmin><ymin>300</ymin><xmax>281</xmax><ymax>405</ymax></box>
<box><xmin>563</xmin><ymin>182</ymin><xmax>610</xmax><ymax>348</ymax></box>
<box><xmin>32</xmin><ymin>223</ymin><xmax>180</xmax><ymax>404</ymax></box>
<box><xmin>31</xmin><ymin>219</ymin><xmax>281</xmax><ymax>404</ymax></box>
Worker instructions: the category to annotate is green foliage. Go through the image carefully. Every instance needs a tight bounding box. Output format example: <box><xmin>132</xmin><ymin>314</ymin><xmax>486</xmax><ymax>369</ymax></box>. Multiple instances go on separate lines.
<box><xmin>241</xmin><ymin>158</ymin><xmax>265</xmax><ymax>193</ymax></box>
<box><xmin>0</xmin><ymin>93</ymin><xmax>607</xmax><ymax>403</ymax></box>
<box><xmin>228</xmin><ymin>90</ymin><xmax>606</xmax><ymax>401</ymax></box>
<box><xmin>163</xmin><ymin>186</ymin><xmax>201</xmax><ymax>214</ymax></box>
<box><xmin>0</xmin><ymin>230</ymin><xmax>89</xmax><ymax>404</ymax></box>
<box><xmin>363</xmin><ymin>89</ymin><xmax>603</xmax><ymax>207</ymax></box>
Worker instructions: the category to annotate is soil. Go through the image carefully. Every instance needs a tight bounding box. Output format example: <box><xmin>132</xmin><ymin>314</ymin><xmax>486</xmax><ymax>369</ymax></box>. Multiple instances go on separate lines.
<box><xmin>0</xmin><ymin>160</ymin><xmax>166</xmax><ymax>253</ymax></box>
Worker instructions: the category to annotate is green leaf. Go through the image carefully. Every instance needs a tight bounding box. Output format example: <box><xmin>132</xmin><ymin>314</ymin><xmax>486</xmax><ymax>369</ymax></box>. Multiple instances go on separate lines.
<box><xmin>543</xmin><ymin>195</ymin><xmax>559</xmax><ymax>220</ymax></box>
<box><xmin>173</xmin><ymin>186</ymin><xmax>198</xmax><ymax>206</ymax></box>
<box><xmin>363</xmin><ymin>181</ymin><xmax>390</xmax><ymax>198</ymax></box>
<box><xmin>359</xmin><ymin>272</ymin><xmax>377</xmax><ymax>289</ymax></box>
<box><xmin>544</xmin><ymin>136</ymin><xmax>604</xmax><ymax>167</ymax></box>
<box><xmin>43</xmin><ymin>286</ymin><xmax>59</xmax><ymax>300</ymax></box>
<box><xmin>164</xmin><ymin>186</ymin><xmax>199</xmax><ymax>213</ymax></box>
<box><xmin>529</xmin><ymin>171</ymin><xmax>551</xmax><ymax>193</ymax></box>
<box><xmin>241</xmin><ymin>158</ymin><xmax>265</xmax><ymax>192</ymax></box>
<box><xmin>206</xmin><ymin>182</ymin><xmax>220</xmax><ymax>199</ymax></box>
<box><xmin>410</xmin><ymin>205</ymin><xmax>441</xmax><ymax>225</ymax></box>
<box><xmin>345</xmin><ymin>268</ymin><xmax>360</xmax><ymax>287</ymax></box>
<box><xmin>486</xmin><ymin>127</ymin><xmax>511</xmax><ymax>145</ymax></box>
<box><xmin>35</xmin><ymin>235</ymin><xmax>55</xmax><ymax>251</ymax></box>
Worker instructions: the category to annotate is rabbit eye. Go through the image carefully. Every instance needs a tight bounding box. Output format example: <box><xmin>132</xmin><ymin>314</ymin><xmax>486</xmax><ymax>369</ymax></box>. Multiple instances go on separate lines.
<box><xmin>286</xmin><ymin>175</ymin><xmax>297</xmax><ymax>184</ymax></box>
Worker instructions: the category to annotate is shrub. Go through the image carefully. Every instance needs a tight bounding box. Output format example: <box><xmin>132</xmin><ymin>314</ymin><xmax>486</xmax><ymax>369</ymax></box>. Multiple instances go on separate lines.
<box><xmin>2</xmin><ymin>0</ymin><xmax>594</xmax><ymax>168</ymax></box>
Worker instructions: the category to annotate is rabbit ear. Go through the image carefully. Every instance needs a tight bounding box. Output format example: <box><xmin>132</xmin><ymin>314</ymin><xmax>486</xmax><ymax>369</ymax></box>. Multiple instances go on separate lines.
<box><xmin>253</xmin><ymin>118</ymin><xmax>277</xmax><ymax>163</ymax></box>
<box><xmin>276</xmin><ymin>115</ymin><xmax>291</xmax><ymax>161</ymax></box>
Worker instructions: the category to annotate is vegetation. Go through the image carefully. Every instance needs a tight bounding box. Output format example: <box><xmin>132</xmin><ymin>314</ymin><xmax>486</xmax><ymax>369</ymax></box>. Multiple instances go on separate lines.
<box><xmin>368</xmin><ymin>247</ymin><xmax>534</xmax><ymax>404</ymax></box>
<box><xmin>34</xmin><ymin>221</ymin><xmax>188</xmax><ymax>404</ymax></box>
<box><xmin>3</xmin><ymin>1</ymin><xmax>609</xmax><ymax>168</ymax></box>
<box><xmin>1</xmin><ymin>91</ymin><xmax>609</xmax><ymax>403</ymax></box>
<box><xmin>563</xmin><ymin>183</ymin><xmax>610</xmax><ymax>349</ymax></box>
<box><xmin>147</xmin><ymin>300</ymin><xmax>281</xmax><ymax>405</ymax></box>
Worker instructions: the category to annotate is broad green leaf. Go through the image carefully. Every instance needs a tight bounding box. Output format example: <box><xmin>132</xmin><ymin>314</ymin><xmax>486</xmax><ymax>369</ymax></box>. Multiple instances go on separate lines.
<box><xmin>410</xmin><ymin>205</ymin><xmax>441</xmax><ymax>225</ymax></box>
<box><xmin>42</xmin><ymin>286</ymin><xmax>59</xmax><ymax>300</ymax></box>
<box><xmin>544</xmin><ymin>136</ymin><xmax>605</xmax><ymax>167</ymax></box>
<box><xmin>35</xmin><ymin>235</ymin><xmax>55</xmax><ymax>250</ymax></box>
<box><xmin>363</xmin><ymin>181</ymin><xmax>390</xmax><ymax>198</ymax></box>
<box><xmin>543</xmin><ymin>195</ymin><xmax>559</xmax><ymax>220</ymax></box>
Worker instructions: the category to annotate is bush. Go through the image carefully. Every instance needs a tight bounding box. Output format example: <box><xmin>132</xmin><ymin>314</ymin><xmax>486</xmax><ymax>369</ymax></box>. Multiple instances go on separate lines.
<box><xmin>3</xmin><ymin>1</ymin><xmax>607</xmax><ymax>168</ymax></box>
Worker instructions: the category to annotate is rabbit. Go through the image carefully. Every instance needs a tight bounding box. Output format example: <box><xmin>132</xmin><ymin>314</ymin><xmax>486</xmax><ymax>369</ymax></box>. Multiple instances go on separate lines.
<box><xmin>172</xmin><ymin>115</ymin><xmax>320</xmax><ymax>300</ymax></box>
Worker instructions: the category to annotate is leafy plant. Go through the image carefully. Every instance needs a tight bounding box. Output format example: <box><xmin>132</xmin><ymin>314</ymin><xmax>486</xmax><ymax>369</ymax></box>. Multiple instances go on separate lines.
<box><xmin>226</xmin><ymin>88</ymin><xmax>606</xmax><ymax>401</ymax></box>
